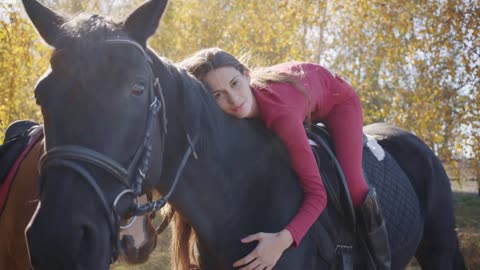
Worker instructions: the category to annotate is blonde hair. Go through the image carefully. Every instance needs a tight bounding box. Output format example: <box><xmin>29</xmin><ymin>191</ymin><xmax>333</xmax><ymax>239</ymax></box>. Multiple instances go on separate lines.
<box><xmin>179</xmin><ymin>47</ymin><xmax>312</xmax><ymax>125</ymax></box>
<box><xmin>171</xmin><ymin>210</ymin><xmax>199</xmax><ymax>270</ymax></box>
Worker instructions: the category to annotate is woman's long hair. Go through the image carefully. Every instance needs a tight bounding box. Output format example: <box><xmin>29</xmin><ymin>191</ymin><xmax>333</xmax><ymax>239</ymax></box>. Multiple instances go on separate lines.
<box><xmin>179</xmin><ymin>47</ymin><xmax>312</xmax><ymax>125</ymax></box>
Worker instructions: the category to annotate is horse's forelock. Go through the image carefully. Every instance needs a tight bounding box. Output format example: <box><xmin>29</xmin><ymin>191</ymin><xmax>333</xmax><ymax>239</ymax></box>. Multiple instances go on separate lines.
<box><xmin>59</xmin><ymin>13</ymin><xmax>125</xmax><ymax>57</ymax></box>
<box><xmin>51</xmin><ymin>14</ymin><xmax>131</xmax><ymax>90</ymax></box>
<box><xmin>61</xmin><ymin>13</ymin><xmax>122</xmax><ymax>41</ymax></box>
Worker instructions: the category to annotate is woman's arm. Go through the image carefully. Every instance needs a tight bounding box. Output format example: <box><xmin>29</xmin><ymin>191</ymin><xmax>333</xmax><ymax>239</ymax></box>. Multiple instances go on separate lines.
<box><xmin>233</xmin><ymin>114</ymin><xmax>327</xmax><ymax>269</ymax></box>
<box><xmin>271</xmin><ymin>114</ymin><xmax>327</xmax><ymax>246</ymax></box>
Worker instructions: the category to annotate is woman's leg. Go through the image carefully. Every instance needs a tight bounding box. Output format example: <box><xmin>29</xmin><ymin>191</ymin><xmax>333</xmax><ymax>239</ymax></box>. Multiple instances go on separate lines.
<box><xmin>324</xmin><ymin>95</ymin><xmax>369</xmax><ymax>207</ymax></box>
<box><xmin>325</xmin><ymin>94</ymin><xmax>391</xmax><ymax>269</ymax></box>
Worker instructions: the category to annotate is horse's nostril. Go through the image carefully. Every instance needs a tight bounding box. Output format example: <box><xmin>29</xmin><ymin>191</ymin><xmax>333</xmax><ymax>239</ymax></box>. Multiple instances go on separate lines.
<box><xmin>70</xmin><ymin>224</ymin><xmax>97</xmax><ymax>259</ymax></box>
<box><xmin>79</xmin><ymin>223</ymin><xmax>96</xmax><ymax>248</ymax></box>
<box><xmin>120</xmin><ymin>234</ymin><xmax>134</xmax><ymax>251</ymax></box>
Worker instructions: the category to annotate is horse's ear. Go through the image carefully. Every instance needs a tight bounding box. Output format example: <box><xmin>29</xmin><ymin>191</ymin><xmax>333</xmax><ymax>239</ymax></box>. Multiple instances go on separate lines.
<box><xmin>22</xmin><ymin>0</ymin><xmax>65</xmax><ymax>47</ymax></box>
<box><xmin>123</xmin><ymin>0</ymin><xmax>169</xmax><ymax>47</ymax></box>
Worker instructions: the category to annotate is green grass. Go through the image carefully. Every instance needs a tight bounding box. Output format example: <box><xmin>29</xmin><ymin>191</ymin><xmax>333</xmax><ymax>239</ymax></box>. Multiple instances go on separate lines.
<box><xmin>454</xmin><ymin>192</ymin><xmax>480</xmax><ymax>270</ymax></box>
<box><xmin>455</xmin><ymin>192</ymin><xmax>480</xmax><ymax>228</ymax></box>
<box><xmin>113</xmin><ymin>191</ymin><xmax>480</xmax><ymax>270</ymax></box>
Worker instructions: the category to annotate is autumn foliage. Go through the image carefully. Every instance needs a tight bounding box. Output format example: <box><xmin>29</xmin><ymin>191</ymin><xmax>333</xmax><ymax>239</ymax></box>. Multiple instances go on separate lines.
<box><xmin>1</xmin><ymin>0</ymin><xmax>478</xmax><ymax>178</ymax></box>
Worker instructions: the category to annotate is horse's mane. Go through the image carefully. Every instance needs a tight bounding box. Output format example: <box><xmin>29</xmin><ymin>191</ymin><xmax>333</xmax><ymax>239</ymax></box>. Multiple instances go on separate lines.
<box><xmin>147</xmin><ymin>51</ymin><xmax>227</xmax><ymax>270</ymax></box>
<box><xmin>55</xmin><ymin>14</ymin><xmax>125</xmax><ymax>89</ymax></box>
<box><xmin>149</xmin><ymin>51</ymin><xmax>228</xmax><ymax>156</ymax></box>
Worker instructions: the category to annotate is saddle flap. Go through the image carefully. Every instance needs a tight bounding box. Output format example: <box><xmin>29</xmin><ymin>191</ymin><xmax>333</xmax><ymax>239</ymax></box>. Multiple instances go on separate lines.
<box><xmin>307</xmin><ymin>124</ymin><xmax>356</xmax><ymax>231</ymax></box>
<box><xmin>0</xmin><ymin>124</ymin><xmax>43</xmax><ymax>212</ymax></box>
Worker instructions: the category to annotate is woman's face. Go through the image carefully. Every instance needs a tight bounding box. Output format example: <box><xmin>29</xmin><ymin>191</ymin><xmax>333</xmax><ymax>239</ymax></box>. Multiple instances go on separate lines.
<box><xmin>203</xmin><ymin>66</ymin><xmax>258</xmax><ymax>119</ymax></box>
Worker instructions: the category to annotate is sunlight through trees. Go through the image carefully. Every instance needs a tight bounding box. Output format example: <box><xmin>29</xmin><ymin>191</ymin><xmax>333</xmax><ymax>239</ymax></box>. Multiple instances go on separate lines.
<box><xmin>1</xmin><ymin>0</ymin><xmax>478</xmax><ymax>178</ymax></box>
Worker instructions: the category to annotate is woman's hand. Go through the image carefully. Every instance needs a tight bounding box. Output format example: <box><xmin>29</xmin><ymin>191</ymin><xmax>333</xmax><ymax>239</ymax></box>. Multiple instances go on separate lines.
<box><xmin>233</xmin><ymin>229</ymin><xmax>294</xmax><ymax>270</ymax></box>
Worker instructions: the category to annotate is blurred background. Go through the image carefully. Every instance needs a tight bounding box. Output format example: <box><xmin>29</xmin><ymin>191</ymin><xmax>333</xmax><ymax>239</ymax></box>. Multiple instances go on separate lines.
<box><xmin>1</xmin><ymin>0</ymin><xmax>478</xmax><ymax>269</ymax></box>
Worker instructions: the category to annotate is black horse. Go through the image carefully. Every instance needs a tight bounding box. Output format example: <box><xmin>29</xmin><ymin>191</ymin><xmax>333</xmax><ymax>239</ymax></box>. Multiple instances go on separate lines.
<box><xmin>23</xmin><ymin>0</ymin><xmax>465</xmax><ymax>269</ymax></box>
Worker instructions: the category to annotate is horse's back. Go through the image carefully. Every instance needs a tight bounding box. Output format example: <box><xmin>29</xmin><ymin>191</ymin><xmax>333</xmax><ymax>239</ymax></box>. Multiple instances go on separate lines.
<box><xmin>364</xmin><ymin>122</ymin><xmax>466</xmax><ymax>270</ymax></box>
<box><xmin>0</xmin><ymin>139</ymin><xmax>42</xmax><ymax>270</ymax></box>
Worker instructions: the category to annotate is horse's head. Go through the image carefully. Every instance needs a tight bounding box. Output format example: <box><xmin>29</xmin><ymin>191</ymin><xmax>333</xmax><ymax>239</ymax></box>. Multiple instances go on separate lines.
<box><xmin>23</xmin><ymin>0</ymin><xmax>169</xmax><ymax>269</ymax></box>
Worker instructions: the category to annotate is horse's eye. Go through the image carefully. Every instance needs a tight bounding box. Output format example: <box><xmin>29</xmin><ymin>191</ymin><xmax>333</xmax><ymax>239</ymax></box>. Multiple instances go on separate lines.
<box><xmin>131</xmin><ymin>83</ymin><xmax>145</xmax><ymax>96</ymax></box>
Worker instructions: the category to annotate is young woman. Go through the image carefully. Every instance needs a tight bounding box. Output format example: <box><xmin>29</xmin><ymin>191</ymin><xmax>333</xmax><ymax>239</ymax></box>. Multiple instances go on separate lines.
<box><xmin>180</xmin><ymin>48</ymin><xmax>391</xmax><ymax>270</ymax></box>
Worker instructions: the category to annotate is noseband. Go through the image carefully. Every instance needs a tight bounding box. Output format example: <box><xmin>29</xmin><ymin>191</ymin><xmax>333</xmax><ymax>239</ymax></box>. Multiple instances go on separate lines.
<box><xmin>38</xmin><ymin>39</ymin><xmax>197</xmax><ymax>263</ymax></box>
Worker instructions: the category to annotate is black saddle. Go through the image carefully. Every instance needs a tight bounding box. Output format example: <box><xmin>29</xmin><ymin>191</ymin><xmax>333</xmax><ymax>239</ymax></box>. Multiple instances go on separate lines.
<box><xmin>306</xmin><ymin>124</ymin><xmax>420</xmax><ymax>269</ymax></box>
<box><xmin>4</xmin><ymin>120</ymin><xmax>38</xmax><ymax>143</ymax></box>
<box><xmin>0</xmin><ymin>120</ymin><xmax>42</xmax><ymax>186</ymax></box>
<box><xmin>307</xmin><ymin>124</ymin><xmax>356</xmax><ymax>228</ymax></box>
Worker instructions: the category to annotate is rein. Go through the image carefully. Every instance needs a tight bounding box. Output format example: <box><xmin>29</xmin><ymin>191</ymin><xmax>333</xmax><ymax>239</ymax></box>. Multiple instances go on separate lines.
<box><xmin>38</xmin><ymin>39</ymin><xmax>196</xmax><ymax>263</ymax></box>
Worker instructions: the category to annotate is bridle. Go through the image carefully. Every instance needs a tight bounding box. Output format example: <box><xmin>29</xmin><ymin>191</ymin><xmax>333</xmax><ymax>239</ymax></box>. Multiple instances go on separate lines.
<box><xmin>38</xmin><ymin>39</ymin><xmax>197</xmax><ymax>263</ymax></box>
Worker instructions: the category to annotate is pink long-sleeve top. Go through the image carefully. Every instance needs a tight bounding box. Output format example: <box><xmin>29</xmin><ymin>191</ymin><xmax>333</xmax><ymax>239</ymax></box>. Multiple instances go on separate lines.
<box><xmin>252</xmin><ymin>61</ymin><xmax>357</xmax><ymax>246</ymax></box>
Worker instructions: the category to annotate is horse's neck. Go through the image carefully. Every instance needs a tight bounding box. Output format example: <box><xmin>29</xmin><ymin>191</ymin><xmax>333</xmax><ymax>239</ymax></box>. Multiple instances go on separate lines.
<box><xmin>154</xmin><ymin>59</ymin><xmax>304</xmax><ymax>264</ymax></box>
